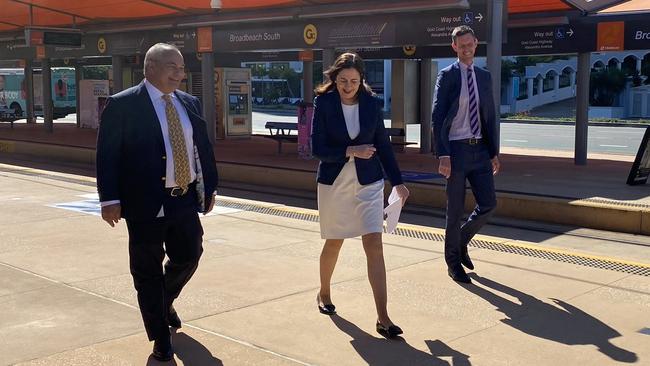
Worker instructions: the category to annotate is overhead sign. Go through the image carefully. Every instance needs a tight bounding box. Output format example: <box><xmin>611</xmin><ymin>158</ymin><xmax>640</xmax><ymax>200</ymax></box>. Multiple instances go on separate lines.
<box><xmin>393</xmin><ymin>2</ymin><xmax>489</xmax><ymax>46</ymax></box>
<box><xmin>597</xmin><ymin>21</ymin><xmax>625</xmax><ymax>51</ymax></box>
<box><xmin>197</xmin><ymin>27</ymin><xmax>213</xmax><ymax>53</ymax></box>
<box><xmin>315</xmin><ymin>16</ymin><xmax>396</xmax><ymax>48</ymax></box>
<box><xmin>624</xmin><ymin>20</ymin><xmax>650</xmax><ymax>50</ymax></box>
<box><xmin>26</xmin><ymin>29</ymin><xmax>44</xmax><ymax>46</ymax></box>
<box><xmin>303</xmin><ymin>24</ymin><xmax>317</xmax><ymax>46</ymax></box>
<box><xmin>314</xmin><ymin>4</ymin><xmax>488</xmax><ymax>49</ymax></box>
<box><xmin>212</xmin><ymin>5</ymin><xmax>488</xmax><ymax>51</ymax></box>
<box><xmin>298</xmin><ymin>50</ymin><xmax>313</xmax><ymax>61</ymax></box>
<box><xmin>45</xmin><ymin>29</ymin><xmax>199</xmax><ymax>58</ymax></box>
<box><xmin>504</xmin><ymin>24</ymin><xmax>596</xmax><ymax>56</ymax></box>
<box><xmin>35</xmin><ymin>46</ymin><xmax>46</xmax><ymax>60</ymax></box>
<box><xmin>214</xmin><ymin>23</ymin><xmax>306</xmax><ymax>52</ymax></box>
<box><xmin>0</xmin><ymin>40</ymin><xmax>35</xmax><ymax>59</ymax></box>
<box><xmin>43</xmin><ymin>31</ymin><xmax>82</xmax><ymax>47</ymax></box>
<box><xmin>26</xmin><ymin>28</ymin><xmax>82</xmax><ymax>47</ymax></box>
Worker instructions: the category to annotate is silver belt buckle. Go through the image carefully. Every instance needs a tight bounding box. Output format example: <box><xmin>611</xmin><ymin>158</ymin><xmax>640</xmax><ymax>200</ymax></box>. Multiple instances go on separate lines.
<box><xmin>468</xmin><ymin>138</ymin><xmax>479</xmax><ymax>145</ymax></box>
<box><xmin>170</xmin><ymin>187</ymin><xmax>183</xmax><ymax>197</ymax></box>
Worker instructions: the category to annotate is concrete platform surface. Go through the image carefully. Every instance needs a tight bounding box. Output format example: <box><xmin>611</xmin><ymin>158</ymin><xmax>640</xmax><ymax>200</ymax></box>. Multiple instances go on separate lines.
<box><xmin>1</xmin><ymin>162</ymin><xmax>649</xmax><ymax>366</ymax></box>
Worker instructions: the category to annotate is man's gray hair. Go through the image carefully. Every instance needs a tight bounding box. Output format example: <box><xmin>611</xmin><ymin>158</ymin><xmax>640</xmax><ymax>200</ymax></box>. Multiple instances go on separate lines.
<box><xmin>143</xmin><ymin>43</ymin><xmax>182</xmax><ymax>77</ymax></box>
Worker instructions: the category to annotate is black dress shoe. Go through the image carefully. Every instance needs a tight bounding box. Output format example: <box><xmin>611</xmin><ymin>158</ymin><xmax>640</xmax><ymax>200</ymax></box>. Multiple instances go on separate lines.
<box><xmin>376</xmin><ymin>322</ymin><xmax>403</xmax><ymax>339</ymax></box>
<box><xmin>461</xmin><ymin>250</ymin><xmax>475</xmax><ymax>270</ymax></box>
<box><xmin>168</xmin><ymin>305</ymin><xmax>181</xmax><ymax>329</ymax></box>
<box><xmin>448</xmin><ymin>267</ymin><xmax>472</xmax><ymax>284</ymax></box>
<box><xmin>316</xmin><ymin>294</ymin><xmax>336</xmax><ymax>315</ymax></box>
<box><xmin>152</xmin><ymin>334</ymin><xmax>173</xmax><ymax>362</ymax></box>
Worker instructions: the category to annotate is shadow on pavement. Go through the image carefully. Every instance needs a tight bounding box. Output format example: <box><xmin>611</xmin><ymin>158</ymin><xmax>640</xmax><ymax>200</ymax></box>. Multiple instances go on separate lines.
<box><xmin>330</xmin><ymin>314</ymin><xmax>471</xmax><ymax>365</ymax></box>
<box><xmin>465</xmin><ymin>273</ymin><xmax>637</xmax><ymax>363</ymax></box>
<box><xmin>144</xmin><ymin>330</ymin><xmax>223</xmax><ymax>366</ymax></box>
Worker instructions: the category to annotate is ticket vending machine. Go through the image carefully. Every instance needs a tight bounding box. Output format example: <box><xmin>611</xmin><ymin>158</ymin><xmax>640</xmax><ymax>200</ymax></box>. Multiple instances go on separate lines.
<box><xmin>214</xmin><ymin>68</ymin><xmax>252</xmax><ymax>139</ymax></box>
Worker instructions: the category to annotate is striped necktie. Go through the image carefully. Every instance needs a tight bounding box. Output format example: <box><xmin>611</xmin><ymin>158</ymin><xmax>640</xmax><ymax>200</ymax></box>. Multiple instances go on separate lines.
<box><xmin>466</xmin><ymin>67</ymin><xmax>481</xmax><ymax>136</ymax></box>
<box><xmin>162</xmin><ymin>94</ymin><xmax>191</xmax><ymax>192</ymax></box>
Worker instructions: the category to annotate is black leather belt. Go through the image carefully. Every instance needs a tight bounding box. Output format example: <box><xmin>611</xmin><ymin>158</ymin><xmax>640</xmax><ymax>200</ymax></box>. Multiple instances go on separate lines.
<box><xmin>165</xmin><ymin>182</ymin><xmax>196</xmax><ymax>197</ymax></box>
<box><xmin>455</xmin><ymin>138</ymin><xmax>482</xmax><ymax>145</ymax></box>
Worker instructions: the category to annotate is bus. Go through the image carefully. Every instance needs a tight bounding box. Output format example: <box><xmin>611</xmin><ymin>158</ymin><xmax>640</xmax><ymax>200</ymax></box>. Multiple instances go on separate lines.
<box><xmin>0</xmin><ymin>67</ymin><xmax>76</xmax><ymax>121</ymax></box>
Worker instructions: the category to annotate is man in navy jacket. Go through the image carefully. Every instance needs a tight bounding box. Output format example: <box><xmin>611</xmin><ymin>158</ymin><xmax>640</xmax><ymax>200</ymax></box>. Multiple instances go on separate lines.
<box><xmin>96</xmin><ymin>43</ymin><xmax>218</xmax><ymax>361</ymax></box>
<box><xmin>432</xmin><ymin>26</ymin><xmax>500</xmax><ymax>284</ymax></box>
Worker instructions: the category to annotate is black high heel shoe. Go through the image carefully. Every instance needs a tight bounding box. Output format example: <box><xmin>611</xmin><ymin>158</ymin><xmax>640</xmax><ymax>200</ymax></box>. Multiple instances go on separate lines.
<box><xmin>376</xmin><ymin>321</ymin><xmax>403</xmax><ymax>338</ymax></box>
<box><xmin>316</xmin><ymin>294</ymin><xmax>336</xmax><ymax>315</ymax></box>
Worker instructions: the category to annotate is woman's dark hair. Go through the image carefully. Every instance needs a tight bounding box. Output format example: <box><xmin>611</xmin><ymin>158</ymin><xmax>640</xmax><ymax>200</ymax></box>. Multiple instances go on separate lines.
<box><xmin>314</xmin><ymin>52</ymin><xmax>373</xmax><ymax>97</ymax></box>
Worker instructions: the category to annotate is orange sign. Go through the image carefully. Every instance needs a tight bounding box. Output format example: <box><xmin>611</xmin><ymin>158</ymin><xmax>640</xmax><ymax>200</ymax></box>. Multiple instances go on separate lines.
<box><xmin>597</xmin><ymin>22</ymin><xmax>625</xmax><ymax>51</ymax></box>
<box><xmin>299</xmin><ymin>50</ymin><xmax>314</xmax><ymax>61</ymax></box>
<box><xmin>35</xmin><ymin>46</ymin><xmax>45</xmax><ymax>60</ymax></box>
<box><xmin>29</xmin><ymin>30</ymin><xmax>44</xmax><ymax>46</ymax></box>
<box><xmin>197</xmin><ymin>27</ymin><xmax>213</xmax><ymax>53</ymax></box>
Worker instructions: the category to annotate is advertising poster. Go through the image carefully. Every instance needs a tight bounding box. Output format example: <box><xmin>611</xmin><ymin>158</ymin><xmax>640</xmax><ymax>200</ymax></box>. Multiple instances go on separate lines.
<box><xmin>79</xmin><ymin>79</ymin><xmax>109</xmax><ymax>129</ymax></box>
<box><xmin>297</xmin><ymin>102</ymin><xmax>313</xmax><ymax>159</ymax></box>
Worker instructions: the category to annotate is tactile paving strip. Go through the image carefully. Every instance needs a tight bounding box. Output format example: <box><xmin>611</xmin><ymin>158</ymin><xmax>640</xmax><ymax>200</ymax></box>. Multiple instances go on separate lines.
<box><xmin>217</xmin><ymin>199</ymin><xmax>650</xmax><ymax>277</ymax></box>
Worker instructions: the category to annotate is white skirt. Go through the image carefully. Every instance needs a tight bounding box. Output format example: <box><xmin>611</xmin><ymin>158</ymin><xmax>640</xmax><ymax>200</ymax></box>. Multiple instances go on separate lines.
<box><xmin>317</xmin><ymin>158</ymin><xmax>384</xmax><ymax>239</ymax></box>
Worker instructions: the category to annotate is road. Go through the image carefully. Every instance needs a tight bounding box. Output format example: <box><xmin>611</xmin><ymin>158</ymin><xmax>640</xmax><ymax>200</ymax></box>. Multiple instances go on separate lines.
<box><xmin>253</xmin><ymin>111</ymin><xmax>646</xmax><ymax>156</ymax></box>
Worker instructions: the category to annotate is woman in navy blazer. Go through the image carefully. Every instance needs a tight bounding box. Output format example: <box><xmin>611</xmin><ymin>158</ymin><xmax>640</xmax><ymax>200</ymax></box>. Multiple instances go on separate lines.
<box><xmin>311</xmin><ymin>52</ymin><xmax>409</xmax><ymax>338</ymax></box>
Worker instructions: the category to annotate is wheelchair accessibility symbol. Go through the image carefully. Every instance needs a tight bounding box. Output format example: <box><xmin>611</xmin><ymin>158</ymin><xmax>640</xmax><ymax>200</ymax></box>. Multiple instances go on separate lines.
<box><xmin>464</xmin><ymin>12</ymin><xmax>474</xmax><ymax>24</ymax></box>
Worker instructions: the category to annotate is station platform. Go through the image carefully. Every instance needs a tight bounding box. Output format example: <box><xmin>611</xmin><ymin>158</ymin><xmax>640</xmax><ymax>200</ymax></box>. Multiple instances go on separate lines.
<box><xmin>1</xmin><ymin>161</ymin><xmax>649</xmax><ymax>365</ymax></box>
<box><xmin>1</xmin><ymin>122</ymin><xmax>649</xmax><ymax>235</ymax></box>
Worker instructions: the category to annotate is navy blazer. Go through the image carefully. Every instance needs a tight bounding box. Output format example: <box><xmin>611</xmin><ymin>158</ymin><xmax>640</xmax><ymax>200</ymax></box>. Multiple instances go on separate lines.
<box><xmin>96</xmin><ymin>82</ymin><xmax>218</xmax><ymax>220</ymax></box>
<box><xmin>311</xmin><ymin>90</ymin><xmax>403</xmax><ymax>186</ymax></box>
<box><xmin>431</xmin><ymin>61</ymin><xmax>499</xmax><ymax>159</ymax></box>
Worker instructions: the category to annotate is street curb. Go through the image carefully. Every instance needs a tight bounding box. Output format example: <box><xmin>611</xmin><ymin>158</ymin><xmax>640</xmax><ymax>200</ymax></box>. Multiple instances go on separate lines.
<box><xmin>502</xmin><ymin>118</ymin><xmax>650</xmax><ymax>128</ymax></box>
<box><xmin>216</xmin><ymin>161</ymin><xmax>650</xmax><ymax>235</ymax></box>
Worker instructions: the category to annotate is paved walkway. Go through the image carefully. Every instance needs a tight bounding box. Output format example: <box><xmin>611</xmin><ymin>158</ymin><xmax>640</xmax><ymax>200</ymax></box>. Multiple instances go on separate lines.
<box><xmin>1</xmin><ymin>162</ymin><xmax>649</xmax><ymax>365</ymax></box>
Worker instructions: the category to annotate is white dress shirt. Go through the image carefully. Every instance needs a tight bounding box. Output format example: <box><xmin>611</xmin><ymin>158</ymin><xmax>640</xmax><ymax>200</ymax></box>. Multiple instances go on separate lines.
<box><xmin>144</xmin><ymin>80</ymin><xmax>197</xmax><ymax>187</ymax></box>
<box><xmin>449</xmin><ymin>60</ymin><xmax>482</xmax><ymax>141</ymax></box>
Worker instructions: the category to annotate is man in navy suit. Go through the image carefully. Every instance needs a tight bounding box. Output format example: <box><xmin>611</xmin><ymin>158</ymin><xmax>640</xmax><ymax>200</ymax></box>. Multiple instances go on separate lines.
<box><xmin>96</xmin><ymin>43</ymin><xmax>218</xmax><ymax>361</ymax></box>
<box><xmin>432</xmin><ymin>25</ymin><xmax>500</xmax><ymax>284</ymax></box>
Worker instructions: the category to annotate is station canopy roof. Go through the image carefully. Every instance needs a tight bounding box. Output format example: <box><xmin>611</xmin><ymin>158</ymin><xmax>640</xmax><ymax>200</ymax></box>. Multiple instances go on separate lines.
<box><xmin>0</xmin><ymin>0</ymin><xmax>639</xmax><ymax>34</ymax></box>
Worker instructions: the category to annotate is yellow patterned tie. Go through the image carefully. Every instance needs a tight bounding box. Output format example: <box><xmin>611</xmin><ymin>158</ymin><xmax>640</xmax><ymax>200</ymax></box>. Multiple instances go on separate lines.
<box><xmin>162</xmin><ymin>94</ymin><xmax>191</xmax><ymax>192</ymax></box>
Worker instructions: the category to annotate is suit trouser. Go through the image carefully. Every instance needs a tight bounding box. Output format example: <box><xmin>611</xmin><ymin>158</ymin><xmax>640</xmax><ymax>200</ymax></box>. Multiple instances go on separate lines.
<box><xmin>125</xmin><ymin>190</ymin><xmax>204</xmax><ymax>341</ymax></box>
<box><xmin>444</xmin><ymin>141</ymin><xmax>497</xmax><ymax>269</ymax></box>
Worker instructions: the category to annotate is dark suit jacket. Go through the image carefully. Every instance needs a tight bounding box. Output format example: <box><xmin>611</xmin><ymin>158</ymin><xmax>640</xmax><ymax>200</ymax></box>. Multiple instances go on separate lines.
<box><xmin>311</xmin><ymin>90</ymin><xmax>403</xmax><ymax>186</ymax></box>
<box><xmin>96</xmin><ymin>82</ymin><xmax>218</xmax><ymax>220</ymax></box>
<box><xmin>431</xmin><ymin>61</ymin><xmax>499</xmax><ymax>159</ymax></box>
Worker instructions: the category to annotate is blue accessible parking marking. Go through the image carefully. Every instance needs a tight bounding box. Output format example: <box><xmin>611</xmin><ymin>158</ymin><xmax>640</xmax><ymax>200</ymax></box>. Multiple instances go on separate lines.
<box><xmin>48</xmin><ymin>193</ymin><xmax>241</xmax><ymax>217</ymax></box>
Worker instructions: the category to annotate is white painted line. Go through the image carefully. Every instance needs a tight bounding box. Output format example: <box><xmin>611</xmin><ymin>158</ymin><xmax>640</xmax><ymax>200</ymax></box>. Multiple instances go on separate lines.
<box><xmin>504</xmin><ymin>139</ymin><xmax>529</xmax><ymax>143</ymax></box>
<box><xmin>599</xmin><ymin>144</ymin><xmax>628</xmax><ymax>148</ymax></box>
<box><xmin>0</xmin><ymin>262</ymin><xmax>313</xmax><ymax>365</ymax></box>
<box><xmin>49</xmin><ymin>198</ymin><xmax>241</xmax><ymax>217</ymax></box>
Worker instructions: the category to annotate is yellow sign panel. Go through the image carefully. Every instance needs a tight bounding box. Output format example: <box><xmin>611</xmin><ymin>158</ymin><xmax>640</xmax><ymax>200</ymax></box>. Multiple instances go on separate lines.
<box><xmin>403</xmin><ymin>45</ymin><xmax>417</xmax><ymax>56</ymax></box>
<box><xmin>304</xmin><ymin>24</ymin><xmax>317</xmax><ymax>46</ymax></box>
<box><xmin>97</xmin><ymin>37</ymin><xmax>107</xmax><ymax>54</ymax></box>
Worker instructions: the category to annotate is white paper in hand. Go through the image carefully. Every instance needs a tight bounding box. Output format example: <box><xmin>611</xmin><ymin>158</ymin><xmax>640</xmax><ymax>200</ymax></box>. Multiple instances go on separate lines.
<box><xmin>384</xmin><ymin>187</ymin><xmax>402</xmax><ymax>234</ymax></box>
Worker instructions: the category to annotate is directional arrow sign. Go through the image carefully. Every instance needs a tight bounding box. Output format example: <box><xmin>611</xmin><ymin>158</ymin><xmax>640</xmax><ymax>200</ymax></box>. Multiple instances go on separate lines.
<box><xmin>567</xmin><ymin>28</ymin><xmax>574</xmax><ymax>37</ymax></box>
<box><xmin>475</xmin><ymin>13</ymin><xmax>483</xmax><ymax>22</ymax></box>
